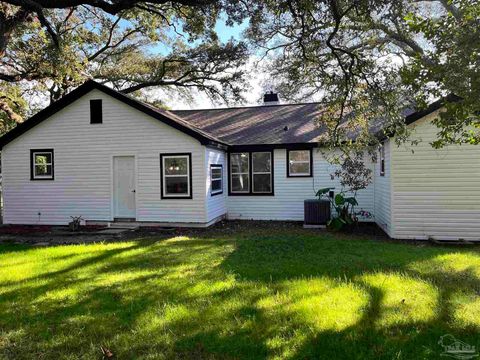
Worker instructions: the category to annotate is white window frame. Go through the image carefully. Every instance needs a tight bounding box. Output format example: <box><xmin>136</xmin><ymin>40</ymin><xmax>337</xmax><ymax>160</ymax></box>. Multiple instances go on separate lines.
<box><xmin>287</xmin><ymin>149</ymin><xmax>311</xmax><ymax>177</ymax></box>
<box><xmin>230</xmin><ymin>152</ymin><xmax>250</xmax><ymax>193</ymax></box>
<box><xmin>252</xmin><ymin>151</ymin><xmax>272</xmax><ymax>194</ymax></box>
<box><xmin>210</xmin><ymin>164</ymin><xmax>223</xmax><ymax>196</ymax></box>
<box><xmin>380</xmin><ymin>145</ymin><xmax>385</xmax><ymax>176</ymax></box>
<box><xmin>161</xmin><ymin>154</ymin><xmax>191</xmax><ymax>199</ymax></box>
<box><xmin>31</xmin><ymin>149</ymin><xmax>54</xmax><ymax>180</ymax></box>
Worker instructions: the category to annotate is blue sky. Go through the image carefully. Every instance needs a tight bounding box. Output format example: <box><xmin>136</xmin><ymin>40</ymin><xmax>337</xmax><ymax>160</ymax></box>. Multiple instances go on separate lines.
<box><xmin>139</xmin><ymin>14</ymin><xmax>261</xmax><ymax>110</ymax></box>
<box><xmin>215</xmin><ymin>15</ymin><xmax>248</xmax><ymax>43</ymax></box>
<box><xmin>148</xmin><ymin>14</ymin><xmax>248</xmax><ymax>55</ymax></box>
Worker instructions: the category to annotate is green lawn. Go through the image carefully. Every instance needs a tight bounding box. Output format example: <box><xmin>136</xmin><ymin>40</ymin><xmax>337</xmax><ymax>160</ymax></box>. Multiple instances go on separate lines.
<box><xmin>0</xmin><ymin>225</ymin><xmax>479</xmax><ymax>359</ymax></box>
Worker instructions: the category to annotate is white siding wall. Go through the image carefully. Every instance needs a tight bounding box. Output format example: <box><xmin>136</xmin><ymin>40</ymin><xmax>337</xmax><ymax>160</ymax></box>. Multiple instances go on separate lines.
<box><xmin>2</xmin><ymin>89</ymin><xmax>208</xmax><ymax>225</ymax></box>
<box><xmin>227</xmin><ymin>149</ymin><xmax>375</xmax><ymax>221</ymax></box>
<box><xmin>205</xmin><ymin>148</ymin><xmax>227</xmax><ymax>222</ymax></box>
<box><xmin>374</xmin><ymin>140</ymin><xmax>393</xmax><ymax>236</ymax></box>
<box><xmin>390</xmin><ymin>111</ymin><xmax>480</xmax><ymax>240</ymax></box>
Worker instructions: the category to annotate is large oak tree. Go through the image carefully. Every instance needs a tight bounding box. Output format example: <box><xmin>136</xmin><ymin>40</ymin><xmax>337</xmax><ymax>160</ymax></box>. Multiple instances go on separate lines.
<box><xmin>1</xmin><ymin>0</ymin><xmax>479</xmax><ymax>152</ymax></box>
<box><xmin>247</xmin><ymin>0</ymin><xmax>480</xmax><ymax>150</ymax></box>
<box><xmin>0</xmin><ymin>1</ymin><xmax>249</xmax><ymax>131</ymax></box>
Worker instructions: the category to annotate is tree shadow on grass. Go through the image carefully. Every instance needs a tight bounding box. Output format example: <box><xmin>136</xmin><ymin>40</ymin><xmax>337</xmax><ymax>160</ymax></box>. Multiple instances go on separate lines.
<box><xmin>0</xmin><ymin>236</ymin><xmax>260</xmax><ymax>358</ymax></box>
<box><xmin>220</xmin><ymin>233</ymin><xmax>480</xmax><ymax>359</ymax></box>
<box><xmin>0</xmin><ymin>232</ymin><xmax>479</xmax><ymax>359</ymax></box>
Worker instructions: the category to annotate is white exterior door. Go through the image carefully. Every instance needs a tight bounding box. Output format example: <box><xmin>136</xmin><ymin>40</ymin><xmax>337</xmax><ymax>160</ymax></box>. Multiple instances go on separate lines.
<box><xmin>113</xmin><ymin>156</ymin><xmax>136</xmax><ymax>218</ymax></box>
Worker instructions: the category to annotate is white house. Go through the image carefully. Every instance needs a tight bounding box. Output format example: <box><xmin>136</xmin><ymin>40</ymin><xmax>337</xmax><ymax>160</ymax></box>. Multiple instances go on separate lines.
<box><xmin>1</xmin><ymin>80</ymin><xmax>478</xmax><ymax>241</ymax></box>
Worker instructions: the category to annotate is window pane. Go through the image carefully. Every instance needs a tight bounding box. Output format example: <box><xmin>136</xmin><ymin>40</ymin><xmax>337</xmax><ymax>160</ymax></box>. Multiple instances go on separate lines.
<box><xmin>35</xmin><ymin>164</ymin><xmax>52</xmax><ymax>176</ymax></box>
<box><xmin>289</xmin><ymin>150</ymin><xmax>309</xmax><ymax>162</ymax></box>
<box><xmin>253</xmin><ymin>174</ymin><xmax>271</xmax><ymax>193</ymax></box>
<box><xmin>165</xmin><ymin>176</ymin><xmax>189</xmax><ymax>194</ymax></box>
<box><xmin>35</xmin><ymin>153</ymin><xmax>51</xmax><ymax>165</ymax></box>
<box><xmin>231</xmin><ymin>174</ymin><xmax>249</xmax><ymax>192</ymax></box>
<box><xmin>164</xmin><ymin>157</ymin><xmax>188</xmax><ymax>175</ymax></box>
<box><xmin>290</xmin><ymin>162</ymin><xmax>310</xmax><ymax>175</ymax></box>
<box><xmin>252</xmin><ymin>152</ymin><xmax>271</xmax><ymax>172</ymax></box>
<box><xmin>212</xmin><ymin>179</ymin><xmax>222</xmax><ymax>191</ymax></box>
<box><xmin>212</xmin><ymin>168</ymin><xmax>222</xmax><ymax>179</ymax></box>
<box><xmin>231</xmin><ymin>153</ymin><xmax>249</xmax><ymax>173</ymax></box>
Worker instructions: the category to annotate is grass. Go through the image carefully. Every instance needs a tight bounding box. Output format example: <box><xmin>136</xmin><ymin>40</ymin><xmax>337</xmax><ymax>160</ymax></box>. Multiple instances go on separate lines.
<box><xmin>0</xmin><ymin>224</ymin><xmax>479</xmax><ymax>359</ymax></box>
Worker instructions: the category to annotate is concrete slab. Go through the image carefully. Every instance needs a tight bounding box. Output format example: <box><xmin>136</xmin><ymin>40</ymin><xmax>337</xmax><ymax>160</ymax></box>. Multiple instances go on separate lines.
<box><xmin>303</xmin><ymin>224</ymin><xmax>327</xmax><ymax>229</ymax></box>
<box><xmin>107</xmin><ymin>223</ymin><xmax>139</xmax><ymax>230</ymax></box>
<box><xmin>97</xmin><ymin>228</ymin><xmax>131</xmax><ymax>234</ymax></box>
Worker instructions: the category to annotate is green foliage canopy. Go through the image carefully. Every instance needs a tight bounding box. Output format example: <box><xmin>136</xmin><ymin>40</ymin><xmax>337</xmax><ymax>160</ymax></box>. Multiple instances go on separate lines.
<box><xmin>247</xmin><ymin>0</ymin><xmax>480</xmax><ymax>149</ymax></box>
<box><xmin>0</xmin><ymin>2</ymin><xmax>249</xmax><ymax>127</ymax></box>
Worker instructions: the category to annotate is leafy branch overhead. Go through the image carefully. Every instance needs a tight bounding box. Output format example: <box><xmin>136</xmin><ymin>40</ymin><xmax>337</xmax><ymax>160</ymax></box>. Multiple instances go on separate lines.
<box><xmin>1</xmin><ymin>0</ymin><xmax>479</xmax><ymax>151</ymax></box>
<box><xmin>101</xmin><ymin>41</ymin><xmax>248</xmax><ymax>103</ymax></box>
<box><xmin>0</xmin><ymin>0</ymin><xmax>221</xmax><ymax>56</ymax></box>
<box><xmin>0</xmin><ymin>1</ymin><xmax>250</xmax><ymax>123</ymax></box>
<box><xmin>247</xmin><ymin>0</ymin><xmax>480</xmax><ymax>149</ymax></box>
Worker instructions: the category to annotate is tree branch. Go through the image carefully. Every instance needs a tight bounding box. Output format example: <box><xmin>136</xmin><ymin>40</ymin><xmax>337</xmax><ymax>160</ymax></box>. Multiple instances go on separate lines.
<box><xmin>4</xmin><ymin>0</ymin><xmax>213</xmax><ymax>15</ymax></box>
<box><xmin>0</xmin><ymin>96</ymin><xmax>23</xmax><ymax>123</ymax></box>
<box><xmin>0</xmin><ymin>6</ymin><xmax>31</xmax><ymax>56</ymax></box>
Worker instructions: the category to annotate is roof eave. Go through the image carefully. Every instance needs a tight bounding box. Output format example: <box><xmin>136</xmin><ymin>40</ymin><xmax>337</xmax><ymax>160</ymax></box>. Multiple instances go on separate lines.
<box><xmin>405</xmin><ymin>93</ymin><xmax>462</xmax><ymax>125</ymax></box>
<box><xmin>0</xmin><ymin>80</ymin><xmax>228</xmax><ymax>149</ymax></box>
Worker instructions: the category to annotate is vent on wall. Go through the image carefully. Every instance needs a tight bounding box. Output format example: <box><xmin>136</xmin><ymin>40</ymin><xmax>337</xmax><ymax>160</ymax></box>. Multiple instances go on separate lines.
<box><xmin>90</xmin><ymin>99</ymin><xmax>103</xmax><ymax>124</ymax></box>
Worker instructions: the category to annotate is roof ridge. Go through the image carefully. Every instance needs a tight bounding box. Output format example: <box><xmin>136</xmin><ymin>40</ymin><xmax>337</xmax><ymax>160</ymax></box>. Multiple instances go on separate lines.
<box><xmin>171</xmin><ymin>101</ymin><xmax>323</xmax><ymax>112</ymax></box>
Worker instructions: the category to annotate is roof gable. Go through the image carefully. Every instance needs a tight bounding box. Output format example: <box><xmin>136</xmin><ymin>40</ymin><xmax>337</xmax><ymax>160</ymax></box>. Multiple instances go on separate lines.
<box><xmin>0</xmin><ymin>80</ymin><xmax>227</xmax><ymax>149</ymax></box>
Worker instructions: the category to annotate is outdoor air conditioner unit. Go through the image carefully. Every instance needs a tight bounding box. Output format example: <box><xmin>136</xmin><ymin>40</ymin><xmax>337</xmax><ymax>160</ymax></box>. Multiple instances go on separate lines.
<box><xmin>304</xmin><ymin>199</ymin><xmax>331</xmax><ymax>228</ymax></box>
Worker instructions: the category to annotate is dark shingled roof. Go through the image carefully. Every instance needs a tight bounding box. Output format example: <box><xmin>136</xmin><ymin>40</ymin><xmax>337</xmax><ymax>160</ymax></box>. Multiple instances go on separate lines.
<box><xmin>171</xmin><ymin>103</ymin><xmax>328</xmax><ymax>145</ymax></box>
<box><xmin>0</xmin><ymin>80</ymin><xmax>455</xmax><ymax>149</ymax></box>
<box><xmin>172</xmin><ymin>103</ymin><xmax>424</xmax><ymax>146</ymax></box>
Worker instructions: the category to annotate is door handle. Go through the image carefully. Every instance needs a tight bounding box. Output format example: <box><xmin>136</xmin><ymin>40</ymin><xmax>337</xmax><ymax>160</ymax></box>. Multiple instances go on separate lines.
<box><xmin>132</xmin><ymin>189</ymin><xmax>136</xmax><ymax>193</ymax></box>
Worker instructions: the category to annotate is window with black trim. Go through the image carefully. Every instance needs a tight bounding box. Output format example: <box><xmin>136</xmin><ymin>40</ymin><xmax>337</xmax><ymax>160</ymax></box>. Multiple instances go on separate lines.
<box><xmin>210</xmin><ymin>164</ymin><xmax>223</xmax><ymax>196</ymax></box>
<box><xmin>90</xmin><ymin>99</ymin><xmax>103</xmax><ymax>124</ymax></box>
<box><xmin>31</xmin><ymin>149</ymin><xmax>54</xmax><ymax>180</ymax></box>
<box><xmin>252</xmin><ymin>152</ymin><xmax>272</xmax><ymax>193</ymax></box>
<box><xmin>230</xmin><ymin>153</ymin><xmax>250</xmax><ymax>193</ymax></box>
<box><xmin>379</xmin><ymin>145</ymin><xmax>385</xmax><ymax>176</ymax></box>
<box><xmin>229</xmin><ymin>151</ymin><xmax>274</xmax><ymax>195</ymax></box>
<box><xmin>160</xmin><ymin>153</ymin><xmax>192</xmax><ymax>199</ymax></box>
<box><xmin>287</xmin><ymin>149</ymin><xmax>312</xmax><ymax>177</ymax></box>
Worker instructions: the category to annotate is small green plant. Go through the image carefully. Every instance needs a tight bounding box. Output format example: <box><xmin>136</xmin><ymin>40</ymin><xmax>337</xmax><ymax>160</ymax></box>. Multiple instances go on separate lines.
<box><xmin>315</xmin><ymin>188</ymin><xmax>359</xmax><ymax>231</ymax></box>
<box><xmin>69</xmin><ymin>216</ymin><xmax>83</xmax><ymax>232</ymax></box>
<box><xmin>315</xmin><ymin>152</ymin><xmax>373</xmax><ymax>231</ymax></box>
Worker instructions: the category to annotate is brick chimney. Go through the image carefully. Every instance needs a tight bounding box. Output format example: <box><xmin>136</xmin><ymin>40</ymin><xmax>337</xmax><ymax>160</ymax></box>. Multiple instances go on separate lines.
<box><xmin>263</xmin><ymin>91</ymin><xmax>279</xmax><ymax>105</ymax></box>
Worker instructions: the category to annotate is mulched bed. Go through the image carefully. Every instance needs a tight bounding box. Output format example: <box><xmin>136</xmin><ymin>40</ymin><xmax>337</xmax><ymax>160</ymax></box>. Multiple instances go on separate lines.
<box><xmin>0</xmin><ymin>220</ymin><xmax>473</xmax><ymax>247</ymax></box>
<box><xmin>137</xmin><ymin>220</ymin><xmax>391</xmax><ymax>242</ymax></box>
<box><xmin>0</xmin><ymin>224</ymin><xmax>104</xmax><ymax>235</ymax></box>
<box><xmin>0</xmin><ymin>224</ymin><xmax>132</xmax><ymax>246</ymax></box>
